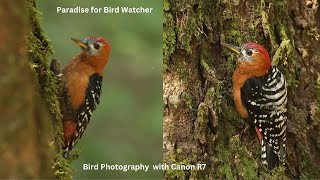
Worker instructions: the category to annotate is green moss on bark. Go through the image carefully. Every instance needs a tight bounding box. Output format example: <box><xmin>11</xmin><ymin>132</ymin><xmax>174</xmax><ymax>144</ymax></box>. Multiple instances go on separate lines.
<box><xmin>163</xmin><ymin>0</ymin><xmax>175</xmax><ymax>71</ymax></box>
<box><xmin>195</xmin><ymin>102</ymin><xmax>209</xmax><ymax>144</ymax></box>
<box><xmin>164</xmin><ymin>148</ymin><xmax>195</xmax><ymax>179</ymax></box>
<box><xmin>27</xmin><ymin>1</ymin><xmax>72</xmax><ymax>179</ymax></box>
<box><xmin>215</xmin><ymin>135</ymin><xmax>258</xmax><ymax>179</ymax></box>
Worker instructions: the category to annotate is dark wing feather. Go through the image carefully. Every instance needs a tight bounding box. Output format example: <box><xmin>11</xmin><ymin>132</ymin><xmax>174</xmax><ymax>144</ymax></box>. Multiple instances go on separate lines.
<box><xmin>240</xmin><ymin>67</ymin><xmax>287</xmax><ymax>168</ymax></box>
<box><xmin>240</xmin><ymin>75</ymin><xmax>284</xmax><ymax>142</ymax></box>
<box><xmin>68</xmin><ymin>73</ymin><xmax>103</xmax><ymax>150</ymax></box>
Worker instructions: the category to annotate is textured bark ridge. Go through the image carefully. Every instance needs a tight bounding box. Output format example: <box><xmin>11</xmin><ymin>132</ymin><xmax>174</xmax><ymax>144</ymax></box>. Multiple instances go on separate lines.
<box><xmin>163</xmin><ymin>0</ymin><xmax>320</xmax><ymax>178</ymax></box>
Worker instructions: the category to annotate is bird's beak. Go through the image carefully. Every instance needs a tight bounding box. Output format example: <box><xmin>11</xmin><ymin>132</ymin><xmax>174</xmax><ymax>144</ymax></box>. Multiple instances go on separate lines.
<box><xmin>221</xmin><ymin>42</ymin><xmax>241</xmax><ymax>54</ymax></box>
<box><xmin>71</xmin><ymin>37</ymin><xmax>88</xmax><ymax>49</ymax></box>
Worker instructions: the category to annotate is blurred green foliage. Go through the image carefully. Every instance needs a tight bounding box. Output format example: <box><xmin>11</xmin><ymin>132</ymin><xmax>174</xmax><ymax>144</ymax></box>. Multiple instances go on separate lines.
<box><xmin>38</xmin><ymin>0</ymin><xmax>162</xmax><ymax>179</ymax></box>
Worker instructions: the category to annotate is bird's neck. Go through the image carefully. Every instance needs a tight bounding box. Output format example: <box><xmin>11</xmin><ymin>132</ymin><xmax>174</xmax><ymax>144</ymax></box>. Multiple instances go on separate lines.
<box><xmin>232</xmin><ymin>61</ymin><xmax>271</xmax><ymax>97</ymax></box>
<box><xmin>79</xmin><ymin>53</ymin><xmax>109</xmax><ymax>76</ymax></box>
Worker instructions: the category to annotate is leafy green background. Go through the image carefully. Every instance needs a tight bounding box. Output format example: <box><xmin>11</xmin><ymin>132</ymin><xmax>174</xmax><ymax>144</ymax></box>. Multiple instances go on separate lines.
<box><xmin>38</xmin><ymin>0</ymin><xmax>162</xmax><ymax>179</ymax></box>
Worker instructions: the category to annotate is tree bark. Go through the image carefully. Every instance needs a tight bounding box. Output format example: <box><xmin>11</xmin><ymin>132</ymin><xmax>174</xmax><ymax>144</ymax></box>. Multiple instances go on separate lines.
<box><xmin>0</xmin><ymin>1</ymin><xmax>71</xmax><ymax>179</ymax></box>
<box><xmin>0</xmin><ymin>1</ymin><xmax>53</xmax><ymax>178</ymax></box>
<box><xmin>163</xmin><ymin>0</ymin><xmax>320</xmax><ymax>179</ymax></box>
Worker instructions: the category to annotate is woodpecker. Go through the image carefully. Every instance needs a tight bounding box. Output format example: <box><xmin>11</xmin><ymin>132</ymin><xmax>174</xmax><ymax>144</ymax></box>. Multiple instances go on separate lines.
<box><xmin>222</xmin><ymin>42</ymin><xmax>287</xmax><ymax>170</ymax></box>
<box><xmin>58</xmin><ymin>36</ymin><xmax>110</xmax><ymax>157</ymax></box>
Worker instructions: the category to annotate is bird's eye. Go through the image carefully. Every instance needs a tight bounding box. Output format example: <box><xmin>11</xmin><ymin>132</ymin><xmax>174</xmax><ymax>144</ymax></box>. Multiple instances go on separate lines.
<box><xmin>246</xmin><ymin>50</ymin><xmax>253</xmax><ymax>56</ymax></box>
<box><xmin>93</xmin><ymin>43</ymin><xmax>100</xmax><ymax>50</ymax></box>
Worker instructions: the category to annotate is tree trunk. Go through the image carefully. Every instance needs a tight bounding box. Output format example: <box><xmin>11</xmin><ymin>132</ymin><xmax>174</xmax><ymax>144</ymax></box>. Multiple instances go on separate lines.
<box><xmin>0</xmin><ymin>1</ymin><xmax>71</xmax><ymax>179</ymax></box>
<box><xmin>163</xmin><ymin>0</ymin><xmax>320</xmax><ymax>179</ymax></box>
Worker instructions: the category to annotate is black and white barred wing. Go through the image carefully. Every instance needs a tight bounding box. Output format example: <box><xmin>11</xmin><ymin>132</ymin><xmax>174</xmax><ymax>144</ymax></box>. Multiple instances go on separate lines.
<box><xmin>241</xmin><ymin>67</ymin><xmax>287</xmax><ymax>159</ymax></box>
<box><xmin>74</xmin><ymin>73</ymin><xmax>103</xmax><ymax>146</ymax></box>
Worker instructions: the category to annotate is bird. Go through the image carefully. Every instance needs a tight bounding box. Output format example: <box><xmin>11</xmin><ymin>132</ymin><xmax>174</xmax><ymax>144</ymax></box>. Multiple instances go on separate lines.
<box><xmin>222</xmin><ymin>42</ymin><xmax>287</xmax><ymax>170</ymax></box>
<box><xmin>57</xmin><ymin>36</ymin><xmax>110</xmax><ymax>157</ymax></box>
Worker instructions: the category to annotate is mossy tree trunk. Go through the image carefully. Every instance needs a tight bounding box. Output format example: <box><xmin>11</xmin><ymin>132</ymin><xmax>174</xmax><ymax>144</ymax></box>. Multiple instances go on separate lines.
<box><xmin>163</xmin><ymin>0</ymin><xmax>320</xmax><ymax>179</ymax></box>
<box><xmin>0</xmin><ymin>1</ymin><xmax>52</xmax><ymax>178</ymax></box>
<box><xmin>0</xmin><ymin>1</ymin><xmax>72</xmax><ymax>179</ymax></box>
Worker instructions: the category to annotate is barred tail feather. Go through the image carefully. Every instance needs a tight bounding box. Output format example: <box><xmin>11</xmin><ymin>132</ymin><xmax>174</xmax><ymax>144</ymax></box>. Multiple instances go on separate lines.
<box><xmin>63</xmin><ymin>148</ymin><xmax>70</xmax><ymax>158</ymax></box>
<box><xmin>261</xmin><ymin>139</ymin><xmax>279</xmax><ymax>170</ymax></box>
<box><xmin>279</xmin><ymin>138</ymin><xmax>287</xmax><ymax>167</ymax></box>
<box><xmin>62</xmin><ymin>140</ymin><xmax>74</xmax><ymax>158</ymax></box>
